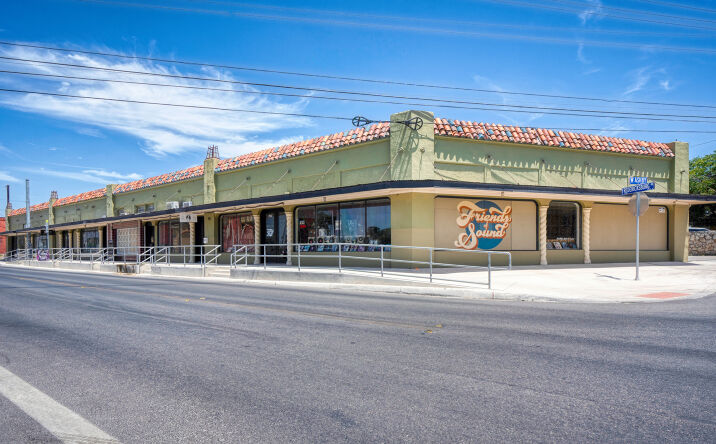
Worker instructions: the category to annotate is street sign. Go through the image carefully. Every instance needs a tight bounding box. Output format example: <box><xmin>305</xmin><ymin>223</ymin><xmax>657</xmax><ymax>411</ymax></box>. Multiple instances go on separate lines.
<box><xmin>628</xmin><ymin>193</ymin><xmax>650</xmax><ymax>217</ymax></box>
<box><xmin>621</xmin><ymin>182</ymin><xmax>655</xmax><ymax>195</ymax></box>
<box><xmin>629</xmin><ymin>176</ymin><xmax>648</xmax><ymax>185</ymax></box>
<box><xmin>179</xmin><ymin>213</ymin><xmax>197</xmax><ymax>223</ymax></box>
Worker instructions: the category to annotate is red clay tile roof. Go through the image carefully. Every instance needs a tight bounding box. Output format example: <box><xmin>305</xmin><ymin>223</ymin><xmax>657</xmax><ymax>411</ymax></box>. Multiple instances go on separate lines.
<box><xmin>434</xmin><ymin>118</ymin><xmax>674</xmax><ymax>157</ymax></box>
<box><xmin>8</xmin><ymin>201</ymin><xmax>50</xmax><ymax>217</ymax></box>
<box><xmin>9</xmin><ymin>118</ymin><xmax>677</xmax><ymax>213</ymax></box>
<box><xmin>216</xmin><ymin>122</ymin><xmax>391</xmax><ymax>172</ymax></box>
<box><xmin>114</xmin><ymin>165</ymin><xmax>204</xmax><ymax>193</ymax></box>
<box><xmin>53</xmin><ymin>188</ymin><xmax>107</xmax><ymax>207</ymax></box>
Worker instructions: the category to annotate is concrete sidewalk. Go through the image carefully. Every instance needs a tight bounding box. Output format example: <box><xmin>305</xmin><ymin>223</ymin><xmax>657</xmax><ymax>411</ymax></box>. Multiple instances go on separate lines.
<box><xmin>2</xmin><ymin>257</ymin><xmax>714</xmax><ymax>303</ymax></box>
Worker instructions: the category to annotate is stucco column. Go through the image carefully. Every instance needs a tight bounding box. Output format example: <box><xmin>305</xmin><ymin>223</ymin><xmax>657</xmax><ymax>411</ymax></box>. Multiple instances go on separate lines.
<box><xmin>252</xmin><ymin>210</ymin><xmax>261</xmax><ymax>265</ymax></box>
<box><xmin>538</xmin><ymin>202</ymin><xmax>549</xmax><ymax>266</ymax></box>
<box><xmin>74</xmin><ymin>230</ymin><xmax>80</xmax><ymax>250</ymax></box>
<box><xmin>285</xmin><ymin>207</ymin><xmax>294</xmax><ymax>265</ymax></box>
<box><xmin>98</xmin><ymin>227</ymin><xmax>104</xmax><ymax>250</ymax></box>
<box><xmin>582</xmin><ymin>205</ymin><xmax>592</xmax><ymax>264</ymax></box>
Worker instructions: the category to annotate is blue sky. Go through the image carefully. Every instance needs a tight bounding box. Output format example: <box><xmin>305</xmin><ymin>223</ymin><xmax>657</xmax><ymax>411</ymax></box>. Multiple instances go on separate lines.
<box><xmin>1</xmin><ymin>0</ymin><xmax>715</xmax><ymax>205</ymax></box>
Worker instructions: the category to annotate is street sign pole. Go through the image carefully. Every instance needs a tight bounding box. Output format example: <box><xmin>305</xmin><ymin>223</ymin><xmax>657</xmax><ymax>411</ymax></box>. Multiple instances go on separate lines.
<box><xmin>635</xmin><ymin>193</ymin><xmax>640</xmax><ymax>281</ymax></box>
<box><xmin>624</xmin><ymin>177</ymin><xmax>652</xmax><ymax>281</ymax></box>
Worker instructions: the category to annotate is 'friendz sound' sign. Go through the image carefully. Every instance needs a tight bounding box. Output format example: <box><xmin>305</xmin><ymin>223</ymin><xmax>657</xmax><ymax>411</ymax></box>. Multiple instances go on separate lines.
<box><xmin>454</xmin><ymin>200</ymin><xmax>512</xmax><ymax>250</ymax></box>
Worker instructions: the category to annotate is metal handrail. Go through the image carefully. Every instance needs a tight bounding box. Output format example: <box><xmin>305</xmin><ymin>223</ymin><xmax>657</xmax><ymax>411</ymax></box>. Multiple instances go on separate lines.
<box><xmin>230</xmin><ymin>242</ymin><xmax>511</xmax><ymax>289</ymax></box>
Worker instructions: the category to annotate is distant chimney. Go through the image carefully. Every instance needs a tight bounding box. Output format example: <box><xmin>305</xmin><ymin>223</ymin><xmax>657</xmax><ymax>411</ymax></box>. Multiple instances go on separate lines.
<box><xmin>50</xmin><ymin>190</ymin><xmax>58</xmax><ymax>200</ymax></box>
<box><xmin>206</xmin><ymin>145</ymin><xmax>219</xmax><ymax>159</ymax></box>
<box><xmin>5</xmin><ymin>185</ymin><xmax>10</xmax><ymax>210</ymax></box>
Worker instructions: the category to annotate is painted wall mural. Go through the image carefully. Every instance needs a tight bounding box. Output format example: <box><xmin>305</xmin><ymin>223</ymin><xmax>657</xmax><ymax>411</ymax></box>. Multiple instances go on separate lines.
<box><xmin>454</xmin><ymin>200</ymin><xmax>512</xmax><ymax>250</ymax></box>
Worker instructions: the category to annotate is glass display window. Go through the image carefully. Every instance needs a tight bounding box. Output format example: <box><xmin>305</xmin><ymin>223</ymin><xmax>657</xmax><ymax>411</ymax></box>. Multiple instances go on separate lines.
<box><xmin>295</xmin><ymin>199</ymin><xmax>391</xmax><ymax>251</ymax></box>
<box><xmin>220</xmin><ymin>213</ymin><xmax>255</xmax><ymax>252</ymax></box>
<box><xmin>316</xmin><ymin>204</ymin><xmax>338</xmax><ymax>244</ymax></box>
<box><xmin>339</xmin><ymin>201</ymin><xmax>366</xmax><ymax>243</ymax></box>
<box><xmin>547</xmin><ymin>202</ymin><xmax>580</xmax><ymax>249</ymax></box>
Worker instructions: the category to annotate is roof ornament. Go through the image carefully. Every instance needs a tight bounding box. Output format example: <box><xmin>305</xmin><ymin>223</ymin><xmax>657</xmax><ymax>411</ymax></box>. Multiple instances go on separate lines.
<box><xmin>206</xmin><ymin>145</ymin><xmax>220</xmax><ymax>159</ymax></box>
<box><xmin>352</xmin><ymin>116</ymin><xmax>423</xmax><ymax>131</ymax></box>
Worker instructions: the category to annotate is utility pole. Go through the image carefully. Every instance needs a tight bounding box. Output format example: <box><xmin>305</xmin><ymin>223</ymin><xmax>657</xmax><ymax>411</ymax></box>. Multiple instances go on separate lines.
<box><xmin>25</xmin><ymin>179</ymin><xmax>31</xmax><ymax>253</ymax></box>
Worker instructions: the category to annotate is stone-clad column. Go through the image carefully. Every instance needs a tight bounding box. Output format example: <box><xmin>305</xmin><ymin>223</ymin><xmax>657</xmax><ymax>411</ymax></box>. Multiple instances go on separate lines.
<box><xmin>538</xmin><ymin>202</ymin><xmax>549</xmax><ymax>266</ymax></box>
<box><xmin>582</xmin><ymin>205</ymin><xmax>592</xmax><ymax>264</ymax></box>
<box><xmin>252</xmin><ymin>210</ymin><xmax>261</xmax><ymax>265</ymax></box>
<box><xmin>285</xmin><ymin>207</ymin><xmax>294</xmax><ymax>266</ymax></box>
<box><xmin>98</xmin><ymin>227</ymin><xmax>104</xmax><ymax>249</ymax></box>
<box><xmin>75</xmin><ymin>230</ymin><xmax>80</xmax><ymax>250</ymax></box>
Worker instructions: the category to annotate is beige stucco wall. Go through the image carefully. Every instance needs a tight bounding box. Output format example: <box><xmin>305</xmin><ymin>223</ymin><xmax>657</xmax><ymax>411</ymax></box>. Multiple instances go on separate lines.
<box><xmin>590</xmin><ymin>203</ymin><xmax>668</xmax><ymax>251</ymax></box>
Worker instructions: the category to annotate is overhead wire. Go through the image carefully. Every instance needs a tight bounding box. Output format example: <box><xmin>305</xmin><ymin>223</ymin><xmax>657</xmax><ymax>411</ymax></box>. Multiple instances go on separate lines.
<box><xmin>483</xmin><ymin>0</ymin><xmax>716</xmax><ymax>30</ymax></box>
<box><xmin>2</xmin><ymin>66</ymin><xmax>716</xmax><ymax>122</ymax></box>
<box><xmin>1</xmin><ymin>87</ymin><xmax>715</xmax><ymax>134</ymax></box>
<box><xmin>64</xmin><ymin>0</ymin><xmax>716</xmax><ymax>48</ymax></box>
<box><xmin>545</xmin><ymin>0</ymin><xmax>716</xmax><ymax>24</ymax></box>
<box><xmin>1</xmin><ymin>40</ymin><xmax>715</xmax><ymax>110</ymax></box>
<box><xmin>630</xmin><ymin>0</ymin><xmax>716</xmax><ymax>14</ymax></box>
<box><xmin>186</xmin><ymin>0</ymin><xmax>712</xmax><ymax>37</ymax></box>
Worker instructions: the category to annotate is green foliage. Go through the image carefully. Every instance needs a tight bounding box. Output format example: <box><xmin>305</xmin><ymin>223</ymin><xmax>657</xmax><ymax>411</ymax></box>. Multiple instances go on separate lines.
<box><xmin>689</xmin><ymin>151</ymin><xmax>716</xmax><ymax>229</ymax></box>
<box><xmin>689</xmin><ymin>151</ymin><xmax>716</xmax><ymax>195</ymax></box>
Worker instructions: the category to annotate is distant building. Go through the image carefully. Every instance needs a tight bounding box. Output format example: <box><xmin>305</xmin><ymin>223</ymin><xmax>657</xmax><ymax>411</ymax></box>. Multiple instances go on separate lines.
<box><xmin>2</xmin><ymin>110</ymin><xmax>715</xmax><ymax>266</ymax></box>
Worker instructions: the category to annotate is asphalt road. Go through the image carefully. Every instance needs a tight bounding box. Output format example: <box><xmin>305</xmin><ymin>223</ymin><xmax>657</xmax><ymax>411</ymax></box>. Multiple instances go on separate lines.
<box><xmin>0</xmin><ymin>265</ymin><xmax>714</xmax><ymax>443</ymax></box>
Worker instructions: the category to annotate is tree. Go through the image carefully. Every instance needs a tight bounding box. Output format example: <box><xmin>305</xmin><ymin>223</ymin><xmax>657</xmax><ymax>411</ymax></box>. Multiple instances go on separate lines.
<box><xmin>689</xmin><ymin>150</ymin><xmax>716</xmax><ymax>229</ymax></box>
<box><xmin>689</xmin><ymin>151</ymin><xmax>716</xmax><ymax>195</ymax></box>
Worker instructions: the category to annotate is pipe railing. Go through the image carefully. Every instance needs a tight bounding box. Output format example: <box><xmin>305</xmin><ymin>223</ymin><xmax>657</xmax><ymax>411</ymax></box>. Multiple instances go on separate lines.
<box><xmin>230</xmin><ymin>243</ymin><xmax>511</xmax><ymax>289</ymax></box>
<box><xmin>5</xmin><ymin>245</ymin><xmax>221</xmax><ymax>271</ymax></box>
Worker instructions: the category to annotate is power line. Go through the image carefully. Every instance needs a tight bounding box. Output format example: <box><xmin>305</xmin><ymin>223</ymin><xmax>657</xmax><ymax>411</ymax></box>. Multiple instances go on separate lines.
<box><xmin>1</xmin><ymin>86</ymin><xmax>716</xmax><ymax>134</ymax></box>
<box><xmin>66</xmin><ymin>0</ymin><xmax>716</xmax><ymax>46</ymax></box>
<box><xmin>546</xmin><ymin>0</ymin><xmax>716</xmax><ymax>24</ymax></box>
<box><xmin>483</xmin><ymin>0</ymin><xmax>716</xmax><ymax>30</ymax></box>
<box><xmin>188</xmin><ymin>0</ymin><xmax>711</xmax><ymax>37</ymax></box>
<box><xmin>3</xmin><ymin>67</ymin><xmax>716</xmax><ymax>123</ymax></box>
<box><xmin>2</xmin><ymin>40</ymin><xmax>715</xmax><ymax>110</ymax></box>
<box><xmin>692</xmin><ymin>139</ymin><xmax>716</xmax><ymax>147</ymax></box>
<box><xmin>0</xmin><ymin>87</ymin><xmax>349</xmax><ymax>121</ymax></box>
<box><xmin>631</xmin><ymin>0</ymin><xmax>716</xmax><ymax>14</ymax></box>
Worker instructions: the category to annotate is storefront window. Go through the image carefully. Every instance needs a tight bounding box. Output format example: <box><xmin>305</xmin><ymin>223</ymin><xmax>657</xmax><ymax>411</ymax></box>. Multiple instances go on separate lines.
<box><xmin>296</xmin><ymin>207</ymin><xmax>316</xmax><ymax>244</ymax></box>
<box><xmin>339</xmin><ymin>201</ymin><xmax>366</xmax><ymax>243</ymax></box>
<box><xmin>316</xmin><ymin>204</ymin><xmax>338</xmax><ymax>243</ymax></box>
<box><xmin>81</xmin><ymin>229</ymin><xmax>99</xmax><ymax>251</ymax></box>
<box><xmin>366</xmin><ymin>199</ymin><xmax>390</xmax><ymax>245</ymax></box>
<box><xmin>296</xmin><ymin>199</ymin><xmax>390</xmax><ymax>251</ymax></box>
<box><xmin>547</xmin><ymin>202</ymin><xmax>580</xmax><ymax>250</ymax></box>
<box><xmin>220</xmin><ymin>213</ymin><xmax>255</xmax><ymax>252</ymax></box>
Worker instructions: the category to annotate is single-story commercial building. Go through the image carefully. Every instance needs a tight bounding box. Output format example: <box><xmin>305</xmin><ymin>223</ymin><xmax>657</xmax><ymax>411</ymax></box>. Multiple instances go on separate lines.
<box><xmin>3</xmin><ymin>110</ymin><xmax>715</xmax><ymax>267</ymax></box>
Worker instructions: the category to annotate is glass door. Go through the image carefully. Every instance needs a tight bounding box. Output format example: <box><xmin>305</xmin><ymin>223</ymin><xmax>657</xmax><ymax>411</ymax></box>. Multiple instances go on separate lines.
<box><xmin>261</xmin><ymin>209</ymin><xmax>286</xmax><ymax>263</ymax></box>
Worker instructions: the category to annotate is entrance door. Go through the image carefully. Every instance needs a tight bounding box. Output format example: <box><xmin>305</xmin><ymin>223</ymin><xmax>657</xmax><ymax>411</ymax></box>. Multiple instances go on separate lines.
<box><xmin>261</xmin><ymin>209</ymin><xmax>286</xmax><ymax>263</ymax></box>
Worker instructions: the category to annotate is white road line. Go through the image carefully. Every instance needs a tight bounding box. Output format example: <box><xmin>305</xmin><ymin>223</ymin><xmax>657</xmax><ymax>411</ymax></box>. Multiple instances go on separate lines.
<box><xmin>0</xmin><ymin>364</ymin><xmax>120</xmax><ymax>444</ymax></box>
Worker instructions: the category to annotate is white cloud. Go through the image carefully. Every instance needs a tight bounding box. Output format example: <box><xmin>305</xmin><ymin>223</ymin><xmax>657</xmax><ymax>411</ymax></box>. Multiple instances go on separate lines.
<box><xmin>623</xmin><ymin>66</ymin><xmax>672</xmax><ymax>96</ymax></box>
<box><xmin>75</xmin><ymin>127</ymin><xmax>105</xmax><ymax>138</ymax></box>
<box><xmin>0</xmin><ymin>143</ymin><xmax>11</xmax><ymax>154</ymax></box>
<box><xmin>578</xmin><ymin>0</ymin><xmax>604</xmax><ymax>25</ymax></box>
<box><xmin>0</xmin><ymin>44</ymin><xmax>315</xmax><ymax>158</ymax></box>
<box><xmin>576</xmin><ymin>43</ymin><xmax>590</xmax><ymax>65</ymax></box>
<box><xmin>82</xmin><ymin>169</ymin><xmax>142</xmax><ymax>181</ymax></box>
<box><xmin>624</xmin><ymin>66</ymin><xmax>652</xmax><ymax>95</ymax></box>
<box><xmin>0</xmin><ymin>171</ymin><xmax>20</xmax><ymax>182</ymax></box>
<box><xmin>16</xmin><ymin>167</ymin><xmax>141</xmax><ymax>184</ymax></box>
